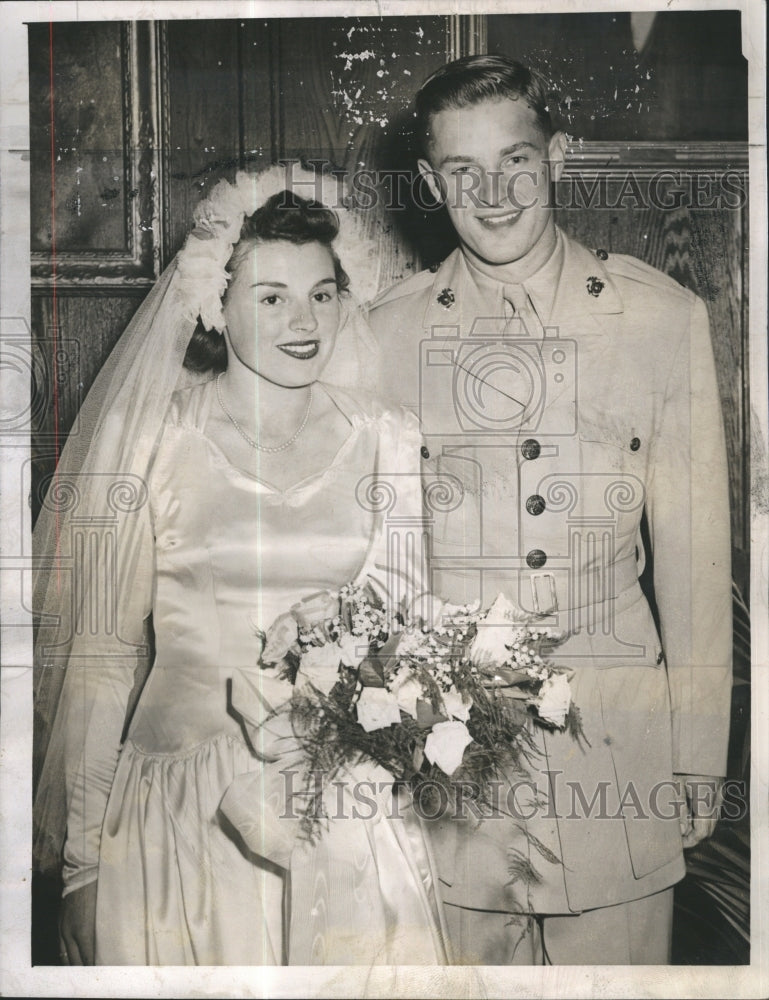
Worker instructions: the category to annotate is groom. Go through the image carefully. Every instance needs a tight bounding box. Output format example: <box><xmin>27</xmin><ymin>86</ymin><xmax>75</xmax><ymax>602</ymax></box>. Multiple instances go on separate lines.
<box><xmin>366</xmin><ymin>55</ymin><xmax>732</xmax><ymax>964</ymax></box>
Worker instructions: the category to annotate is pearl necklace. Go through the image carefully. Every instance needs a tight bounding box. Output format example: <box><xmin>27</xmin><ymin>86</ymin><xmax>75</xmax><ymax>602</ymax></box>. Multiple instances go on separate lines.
<box><xmin>215</xmin><ymin>374</ymin><xmax>314</xmax><ymax>453</ymax></box>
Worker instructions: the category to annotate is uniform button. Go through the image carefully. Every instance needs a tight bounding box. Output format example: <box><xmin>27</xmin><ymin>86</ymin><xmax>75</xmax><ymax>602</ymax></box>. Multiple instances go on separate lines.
<box><xmin>596</xmin><ymin>248</ymin><xmax>609</xmax><ymax>260</ymax></box>
<box><xmin>429</xmin><ymin>261</ymin><xmax>440</xmax><ymax>273</ymax></box>
<box><xmin>630</xmin><ymin>437</ymin><xmax>641</xmax><ymax>451</ymax></box>
<box><xmin>521</xmin><ymin>438</ymin><xmax>541</xmax><ymax>460</ymax></box>
<box><xmin>526</xmin><ymin>494</ymin><xmax>546</xmax><ymax>516</ymax></box>
<box><xmin>526</xmin><ymin>549</ymin><xmax>547</xmax><ymax>569</ymax></box>
<box><xmin>420</xmin><ymin>445</ymin><xmax>430</xmax><ymax>460</ymax></box>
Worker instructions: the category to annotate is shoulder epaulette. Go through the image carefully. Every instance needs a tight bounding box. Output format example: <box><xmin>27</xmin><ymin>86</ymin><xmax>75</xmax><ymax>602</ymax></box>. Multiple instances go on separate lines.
<box><xmin>367</xmin><ymin>266</ymin><xmax>437</xmax><ymax>311</ymax></box>
<box><xmin>602</xmin><ymin>251</ymin><xmax>695</xmax><ymax>302</ymax></box>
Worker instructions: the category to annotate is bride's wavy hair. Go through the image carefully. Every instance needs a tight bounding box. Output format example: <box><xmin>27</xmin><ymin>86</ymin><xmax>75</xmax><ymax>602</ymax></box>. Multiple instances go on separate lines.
<box><xmin>184</xmin><ymin>190</ymin><xmax>351</xmax><ymax>373</ymax></box>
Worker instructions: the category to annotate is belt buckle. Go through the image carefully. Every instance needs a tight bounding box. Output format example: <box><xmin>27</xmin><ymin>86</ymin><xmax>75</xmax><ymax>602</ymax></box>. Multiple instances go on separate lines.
<box><xmin>530</xmin><ymin>573</ymin><xmax>558</xmax><ymax>615</ymax></box>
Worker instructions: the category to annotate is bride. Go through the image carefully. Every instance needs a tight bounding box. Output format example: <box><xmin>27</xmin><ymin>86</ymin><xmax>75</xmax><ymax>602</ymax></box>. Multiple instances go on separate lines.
<box><xmin>32</xmin><ymin>169</ymin><xmax>449</xmax><ymax>966</ymax></box>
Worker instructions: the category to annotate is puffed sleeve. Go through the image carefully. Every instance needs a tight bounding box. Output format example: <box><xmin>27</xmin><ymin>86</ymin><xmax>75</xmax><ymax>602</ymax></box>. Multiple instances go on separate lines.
<box><xmin>357</xmin><ymin>407</ymin><xmax>430</xmax><ymax>624</ymax></box>
<box><xmin>646</xmin><ymin>295</ymin><xmax>733</xmax><ymax>777</ymax></box>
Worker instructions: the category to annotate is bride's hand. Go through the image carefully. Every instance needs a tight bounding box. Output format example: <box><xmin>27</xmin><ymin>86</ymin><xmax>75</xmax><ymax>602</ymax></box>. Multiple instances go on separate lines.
<box><xmin>480</xmin><ymin>666</ymin><xmax>532</xmax><ymax>693</ymax></box>
<box><xmin>59</xmin><ymin>880</ymin><xmax>97</xmax><ymax>965</ymax></box>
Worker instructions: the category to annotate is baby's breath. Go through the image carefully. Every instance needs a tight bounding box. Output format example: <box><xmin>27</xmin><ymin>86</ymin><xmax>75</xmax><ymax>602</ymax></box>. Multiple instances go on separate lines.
<box><xmin>271</xmin><ymin>584</ymin><xmax>581</xmax><ymax>856</ymax></box>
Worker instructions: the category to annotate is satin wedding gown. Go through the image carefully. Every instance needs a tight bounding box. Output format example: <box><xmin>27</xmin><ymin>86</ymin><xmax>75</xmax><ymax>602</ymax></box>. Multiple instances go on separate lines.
<box><xmin>64</xmin><ymin>378</ymin><xmax>448</xmax><ymax>965</ymax></box>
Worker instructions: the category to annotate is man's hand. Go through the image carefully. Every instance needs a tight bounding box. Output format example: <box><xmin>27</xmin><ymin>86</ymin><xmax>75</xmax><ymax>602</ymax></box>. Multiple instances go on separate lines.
<box><xmin>59</xmin><ymin>880</ymin><xmax>97</xmax><ymax>965</ymax></box>
<box><xmin>674</xmin><ymin>774</ymin><xmax>724</xmax><ymax>849</ymax></box>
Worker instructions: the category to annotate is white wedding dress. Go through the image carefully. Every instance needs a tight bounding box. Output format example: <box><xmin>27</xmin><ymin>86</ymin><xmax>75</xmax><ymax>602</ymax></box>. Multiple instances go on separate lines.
<box><xmin>63</xmin><ymin>378</ymin><xmax>448</xmax><ymax>965</ymax></box>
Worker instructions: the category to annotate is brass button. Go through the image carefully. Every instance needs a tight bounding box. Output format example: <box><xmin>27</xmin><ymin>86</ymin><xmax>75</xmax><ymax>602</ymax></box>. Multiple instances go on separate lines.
<box><xmin>630</xmin><ymin>437</ymin><xmax>641</xmax><ymax>451</ymax></box>
<box><xmin>526</xmin><ymin>549</ymin><xmax>547</xmax><ymax>569</ymax></box>
<box><xmin>420</xmin><ymin>445</ymin><xmax>430</xmax><ymax>460</ymax></box>
<box><xmin>521</xmin><ymin>438</ymin><xmax>541</xmax><ymax>460</ymax></box>
<box><xmin>596</xmin><ymin>248</ymin><xmax>609</xmax><ymax>261</ymax></box>
<box><xmin>526</xmin><ymin>494</ymin><xmax>546</xmax><ymax>516</ymax></box>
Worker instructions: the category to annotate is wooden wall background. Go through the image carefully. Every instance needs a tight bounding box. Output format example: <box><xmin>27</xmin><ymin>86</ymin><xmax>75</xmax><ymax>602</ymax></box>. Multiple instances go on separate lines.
<box><xmin>28</xmin><ymin>14</ymin><xmax>749</xmax><ymax>595</ymax></box>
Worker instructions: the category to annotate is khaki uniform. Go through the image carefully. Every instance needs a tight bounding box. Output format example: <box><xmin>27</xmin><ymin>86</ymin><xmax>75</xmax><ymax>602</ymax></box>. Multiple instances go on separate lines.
<box><xmin>366</xmin><ymin>231</ymin><xmax>732</xmax><ymax>963</ymax></box>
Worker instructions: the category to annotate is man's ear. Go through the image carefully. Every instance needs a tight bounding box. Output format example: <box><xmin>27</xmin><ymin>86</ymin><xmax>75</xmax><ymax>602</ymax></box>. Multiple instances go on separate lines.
<box><xmin>547</xmin><ymin>131</ymin><xmax>568</xmax><ymax>183</ymax></box>
<box><xmin>417</xmin><ymin>158</ymin><xmax>445</xmax><ymax>204</ymax></box>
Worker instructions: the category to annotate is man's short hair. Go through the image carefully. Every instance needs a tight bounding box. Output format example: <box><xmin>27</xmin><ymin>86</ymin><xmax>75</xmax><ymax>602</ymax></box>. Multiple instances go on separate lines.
<box><xmin>415</xmin><ymin>54</ymin><xmax>555</xmax><ymax>157</ymax></box>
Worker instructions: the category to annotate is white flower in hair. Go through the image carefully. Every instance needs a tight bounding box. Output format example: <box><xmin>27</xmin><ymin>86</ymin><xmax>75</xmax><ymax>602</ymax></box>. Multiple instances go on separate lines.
<box><xmin>176</xmin><ymin>164</ymin><xmax>380</xmax><ymax>335</ymax></box>
<box><xmin>194</xmin><ymin>179</ymin><xmax>248</xmax><ymax>240</ymax></box>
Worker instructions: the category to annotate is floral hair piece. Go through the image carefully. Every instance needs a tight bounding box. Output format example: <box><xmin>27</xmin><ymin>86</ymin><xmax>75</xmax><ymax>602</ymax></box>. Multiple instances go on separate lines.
<box><xmin>175</xmin><ymin>165</ymin><xmax>380</xmax><ymax>333</ymax></box>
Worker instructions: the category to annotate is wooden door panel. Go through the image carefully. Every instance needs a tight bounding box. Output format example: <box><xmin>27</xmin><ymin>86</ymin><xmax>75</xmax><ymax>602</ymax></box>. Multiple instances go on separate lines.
<box><xmin>163</xmin><ymin>19</ymin><xmax>243</xmax><ymax>257</ymax></box>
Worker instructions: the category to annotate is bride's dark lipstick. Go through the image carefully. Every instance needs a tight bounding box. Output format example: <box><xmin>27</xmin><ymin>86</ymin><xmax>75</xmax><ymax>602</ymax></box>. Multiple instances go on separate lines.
<box><xmin>277</xmin><ymin>340</ymin><xmax>320</xmax><ymax>360</ymax></box>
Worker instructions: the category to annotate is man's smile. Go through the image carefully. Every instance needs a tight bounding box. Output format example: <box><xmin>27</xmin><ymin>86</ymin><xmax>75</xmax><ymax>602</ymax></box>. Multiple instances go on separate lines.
<box><xmin>477</xmin><ymin>208</ymin><xmax>523</xmax><ymax>229</ymax></box>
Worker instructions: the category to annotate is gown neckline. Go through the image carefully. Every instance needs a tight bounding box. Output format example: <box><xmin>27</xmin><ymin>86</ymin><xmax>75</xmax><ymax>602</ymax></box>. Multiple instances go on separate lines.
<box><xmin>185</xmin><ymin>378</ymin><xmax>367</xmax><ymax>497</ymax></box>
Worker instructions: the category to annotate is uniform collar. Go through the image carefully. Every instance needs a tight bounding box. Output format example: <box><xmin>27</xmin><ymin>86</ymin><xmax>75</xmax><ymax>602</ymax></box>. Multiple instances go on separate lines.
<box><xmin>550</xmin><ymin>228</ymin><xmax>624</xmax><ymax>321</ymax></box>
<box><xmin>421</xmin><ymin>248</ymin><xmax>491</xmax><ymax>337</ymax></box>
<box><xmin>422</xmin><ymin>228</ymin><xmax>623</xmax><ymax>335</ymax></box>
<box><xmin>463</xmin><ymin>229</ymin><xmax>565</xmax><ymax>324</ymax></box>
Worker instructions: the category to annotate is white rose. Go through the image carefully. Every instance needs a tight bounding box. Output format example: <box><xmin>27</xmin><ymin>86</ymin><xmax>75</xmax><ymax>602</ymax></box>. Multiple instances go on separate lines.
<box><xmin>534</xmin><ymin>672</ymin><xmax>572</xmax><ymax>728</ymax></box>
<box><xmin>469</xmin><ymin>624</ymin><xmax>513</xmax><ymax>668</ymax></box>
<box><xmin>390</xmin><ymin>670</ymin><xmax>423</xmax><ymax>720</ymax></box>
<box><xmin>295</xmin><ymin>643</ymin><xmax>343</xmax><ymax>695</ymax></box>
<box><xmin>486</xmin><ymin>593</ymin><xmax>530</xmax><ymax>624</ymax></box>
<box><xmin>424</xmin><ymin>720</ymin><xmax>474</xmax><ymax>776</ymax></box>
<box><xmin>356</xmin><ymin>687</ymin><xmax>402</xmax><ymax>732</ymax></box>
<box><xmin>441</xmin><ymin>685</ymin><xmax>472</xmax><ymax>722</ymax></box>
<box><xmin>338</xmin><ymin>633</ymin><xmax>367</xmax><ymax>668</ymax></box>
<box><xmin>469</xmin><ymin>593</ymin><xmax>529</xmax><ymax>668</ymax></box>
<box><xmin>260</xmin><ymin>612</ymin><xmax>299</xmax><ymax>664</ymax></box>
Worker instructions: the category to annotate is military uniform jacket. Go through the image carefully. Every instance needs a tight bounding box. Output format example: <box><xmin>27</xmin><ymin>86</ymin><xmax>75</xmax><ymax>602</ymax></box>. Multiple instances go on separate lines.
<box><xmin>366</xmin><ymin>231</ymin><xmax>732</xmax><ymax>914</ymax></box>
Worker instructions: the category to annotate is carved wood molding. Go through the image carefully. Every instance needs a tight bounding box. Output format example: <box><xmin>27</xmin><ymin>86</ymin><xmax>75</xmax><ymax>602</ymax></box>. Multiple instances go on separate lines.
<box><xmin>446</xmin><ymin>14</ymin><xmax>487</xmax><ymax>61</ymax></box>
<box><xmin>564</xmin><ymin>140</ymin><xmax>749</xmax><ymax>175</ymax></box>
<box><xmin>31</xmin><ymin>22</ymin><xmax>162</xmax><ymax>291</ymax></box>
<box><xmin>445</xmin><ymin>15</ymin><xmax>748</xmax><ymax>176</ymax></box>
<box><xmin>156</xmin><ymin>20</ymin><xmax>171</xmax><ymax>269</ymax></box>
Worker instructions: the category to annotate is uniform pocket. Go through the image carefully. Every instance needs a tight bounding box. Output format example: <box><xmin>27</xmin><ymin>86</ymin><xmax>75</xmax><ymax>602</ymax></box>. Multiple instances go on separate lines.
<box><xmin>572</xmin><ymin>427</ymin><xmax>647</xmax><ymax>543</ymax></box>
<box><xmin>424</xmin><ymin>453</ymin><xmax>482</xmax><ymax>552</ymax></box>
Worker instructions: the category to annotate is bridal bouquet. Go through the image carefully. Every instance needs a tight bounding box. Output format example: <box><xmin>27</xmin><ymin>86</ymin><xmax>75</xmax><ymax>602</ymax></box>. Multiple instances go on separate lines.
<box><xmin>258</xmin><ymin>584</ymin><xmax>582</xmax><ymax>838</ymax></box>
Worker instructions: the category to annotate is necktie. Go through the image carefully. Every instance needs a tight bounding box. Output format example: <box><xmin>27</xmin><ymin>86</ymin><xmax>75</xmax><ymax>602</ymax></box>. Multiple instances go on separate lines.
<box><xmin>503</xmin><ymin>283</ymin><xmax>544</xmax><ymax>340</ymax></box>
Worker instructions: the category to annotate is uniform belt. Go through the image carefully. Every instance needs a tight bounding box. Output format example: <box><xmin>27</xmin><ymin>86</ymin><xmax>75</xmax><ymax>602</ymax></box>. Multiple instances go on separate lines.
<box><xmin>527</xmin><ymin>552</ymin><xmax>661</xmax><ymax>668</ymax></box>
<box><xmin>525</xmin><ymin>549</ymin><xmax>641</xmax><ymax>627</ymax></box>
<box><xmin>431</xmin><ymin>550</ymin><xmax>645</xmax><ymax>637</ymax></box>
